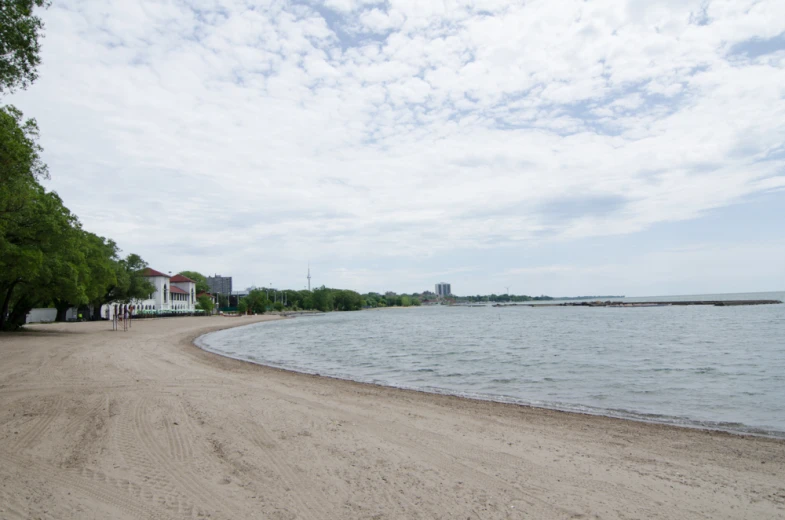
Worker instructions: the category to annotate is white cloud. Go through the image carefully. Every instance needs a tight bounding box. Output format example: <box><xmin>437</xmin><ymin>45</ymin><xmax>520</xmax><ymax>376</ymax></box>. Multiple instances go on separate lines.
<box><xmin>8</xmin><ymin>0</ymin><xmax>785</xmax><ymax>292</ymax></box>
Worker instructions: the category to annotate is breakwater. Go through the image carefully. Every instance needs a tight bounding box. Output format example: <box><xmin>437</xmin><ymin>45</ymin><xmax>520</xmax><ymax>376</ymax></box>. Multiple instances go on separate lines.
<box><xmin>495</xmin><ymin>299</ymin><xmax>782</xmax><ymax>307</ymax></box>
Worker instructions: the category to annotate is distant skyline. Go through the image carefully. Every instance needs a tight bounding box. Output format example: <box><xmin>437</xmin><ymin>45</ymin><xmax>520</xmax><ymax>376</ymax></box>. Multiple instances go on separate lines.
<box><xmin>10</xmin><ymin>1</ymin><xmax>785</xmax><ymax>296</ymax></box>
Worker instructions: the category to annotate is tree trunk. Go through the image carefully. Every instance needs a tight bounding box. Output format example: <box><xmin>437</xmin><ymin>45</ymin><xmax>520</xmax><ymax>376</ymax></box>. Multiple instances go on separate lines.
<box><xmin>91</xmin><ymin>300</ymin><xmax>103</xmax><ymax>320</ymax></box>
<box><xmin>0</xmin><ymin>283</ymin><xmax>16</xmax><ymax>330</ymax></box>
<box><xmin>4</xmin><ymin>293</ymin><xmax>34</xmax><ymax>331</ymax></box>
<box><xmin>54</xmin><ymin>299</ymin><xmax>70</xmax><ymax>322</ymax></box>
<box><xmin>0</xmin><ymin>281</ymin><xmax>19</xmax><ymax>331</ymax></box>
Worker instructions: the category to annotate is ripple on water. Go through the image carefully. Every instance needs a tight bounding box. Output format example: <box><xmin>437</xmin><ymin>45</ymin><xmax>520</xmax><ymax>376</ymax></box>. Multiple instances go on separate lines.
<box><xmin>197</xmin><ymin>295</ymin><xmax>785</xmax><ymax>437</ymax></box>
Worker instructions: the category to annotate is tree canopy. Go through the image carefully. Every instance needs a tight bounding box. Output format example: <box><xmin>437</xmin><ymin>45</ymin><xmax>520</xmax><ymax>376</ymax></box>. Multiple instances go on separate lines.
<box><xmin>0</xmin><ymin>4</ymin><xmax>155</xmax><ymax>330</ymax></box>
<box><xmin>0</xmin><ymin>1</ymin><xmax>50</xmax><ymax>94</ymax></box>
<box><xmin>178</xmin><ymin>271</ymin><xmax>209</xmax><ymax>293</ymax></box>
<box><xmin>196</xmin><ymin>294</ymin><xmax>215</xmax><ymax>315</ymax></box>
<box><xmin>238</xmin><ymin>289</ymin><xmax>268</xmax><ymax>314</ymax></box>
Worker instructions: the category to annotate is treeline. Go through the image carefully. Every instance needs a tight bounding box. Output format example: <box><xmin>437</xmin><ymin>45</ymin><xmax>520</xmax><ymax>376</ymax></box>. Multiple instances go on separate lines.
<box><xmin>362</xmin><ymin>292</ymin><xmax>421</xmax><ymax>308</ymax></box>
<box><xmin>0</xmin><ymin>2</ymin><xmax>155</xmax><ymax>330</ymax></box>
<box><xmin>227</xmin><ymin>286</ymin><xmax>422</xmax><ymax>314</ymax></box>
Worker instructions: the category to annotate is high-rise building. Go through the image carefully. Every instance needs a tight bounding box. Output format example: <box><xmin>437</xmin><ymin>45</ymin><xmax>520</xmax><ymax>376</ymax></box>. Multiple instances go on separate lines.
<box><xmin>435</xmin><ymin>282</ymin><xmax>451</xmax><ymax>297</ymax></box>
<box><xmin>206</xmin><ymin>274</ymin><xmax>233</xmax><ymax>295</ymax></box>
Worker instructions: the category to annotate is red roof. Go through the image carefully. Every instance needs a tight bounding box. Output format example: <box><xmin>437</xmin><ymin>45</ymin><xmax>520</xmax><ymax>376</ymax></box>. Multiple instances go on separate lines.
<box><xmin>170</xmin><ymin>286</ymin><xmax>188</xmax><ymax>294</ymax></box>
<box><xmin>170</xmin><ymin>274</ymin><xmax>195</xmax><ymax>283</ymax></box>
<box><xmin>142</xmin><ymin>268</ymin><xmax>170</xmax><ymax>278</ymax></box>
<box><xmin>196</xmin><ymin>292</ymin><xmax>213</xmax><ymax>297</ymax></box>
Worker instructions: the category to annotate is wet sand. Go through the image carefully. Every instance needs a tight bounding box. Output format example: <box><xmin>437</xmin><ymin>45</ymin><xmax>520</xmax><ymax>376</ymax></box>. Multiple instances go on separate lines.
<box><xmin>0</xmin><ymin>316</ymin><xmax>783</xmax><ymax>519</ymax></box>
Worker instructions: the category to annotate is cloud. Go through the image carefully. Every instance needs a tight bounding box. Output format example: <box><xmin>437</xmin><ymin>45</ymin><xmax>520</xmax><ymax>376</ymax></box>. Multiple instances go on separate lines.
<box><xmin>7</xmin><ymin>0</ymin><xmax>785</xmax><ymax>293</ymax></box>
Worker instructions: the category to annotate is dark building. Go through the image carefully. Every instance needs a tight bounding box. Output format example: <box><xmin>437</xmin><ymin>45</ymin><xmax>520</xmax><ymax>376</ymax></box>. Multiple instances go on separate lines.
<box><xmin>207</xmin><ymin>274</ymin><xmax>233</xmax><ymax>295</ymax></box>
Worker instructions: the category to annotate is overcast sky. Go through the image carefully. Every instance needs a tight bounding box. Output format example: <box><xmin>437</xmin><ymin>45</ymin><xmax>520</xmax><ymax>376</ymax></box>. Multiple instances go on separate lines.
<box><xmin>9</xmin><ymin>0</ymin><xmax>785</xmax><ymax>296</ymax></box>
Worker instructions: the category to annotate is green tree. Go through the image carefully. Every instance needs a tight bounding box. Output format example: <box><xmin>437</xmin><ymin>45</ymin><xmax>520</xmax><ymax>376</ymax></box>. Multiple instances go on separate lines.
<box><xmin>178</xmin><ymin>270</ymin><xmax>209</xmax><ymax>293</ymax></box>
<box><xmin>299</xmin><ymin>290</ymin><xmax>314</xmax><ymax>310</ymax></box>
<box><xmin>0</xmin><ymin>104</ymin><xmax>52</xmax><ymax>329</ymax></box>
<box><xmin>238</xmin><ymin>289</ymin><xmax>268</xmax><ymax>314</ymax></box>
<box><xmin>89</xmin><ymin>253</ymin><xmax>154</xmax><ymax>319</ymax></box>
<box><xmin>0</xmin><ymin>106</ymin><xmax>47</xmax><ymax>221</ymax></box>
<box><xmin>0</xmin><ymin>1</ymin><xmax>51</xmax><ymax>94</ymax></box>
<box><xmin>51</xmin><ymin>230</ymin><xmax>132</xmax><ymax>322</ymax></box>
<box><xmin>196</xmin><ymin>294</ymin><xmax>214</xmax><ymax>315</ymax></box>
<box><xmin>0</xmin><ymin>187</ymin><xmax>79</xmax><ymax>329</ymax></box>
<box><xmin>311</xmin><ymin>286</ymin><xmax>334</xmax><ymax>312</ymax></box>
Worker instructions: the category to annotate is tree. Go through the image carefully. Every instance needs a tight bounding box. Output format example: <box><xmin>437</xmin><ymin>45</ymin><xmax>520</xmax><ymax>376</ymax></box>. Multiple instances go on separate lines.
<box><xmin>88</xmin><ymin>252</ymin><xmax>154</xmax><ymax>319</ymax></box>
<box><xmin>311</xmin><ymin>286</ymin><xmax>334</xmax><ymax>312</ymax></box>
<box><xmin>0</xmin><ymin>1</ymin><xmax>51</xmax><ymax>95</ymax></box>
<box><xmin>178</xmin><ymin>270</ymin><xmax>209</xmax><ymax>293</ymax></box>
<box><xmin>0</xmin><ymin>105</ymin><xmax>48</xmax><ymax>221</ymax></box>
<box><xmin>196</xmin><ymin>294</ymin><xmax>214</xmax><ymax>315</ymax></box>
<box><xmin>0</xmin><ymin>104</ymin><xmax>53</xmax><ymax>329</ymax></box>
<box><xmin>0</xmin><ymin>1</ymin><xmax>162</xmax><ymax>329</ymax></box>
<box><xmin>238</xmin><ymin>289</ymin><xmax>268</xmax><ymax>314</ymax></box>
<box><xmin>333</xmin><ymin>289</ymin><xmax>362</xmax><ymax>311</ymax></box>
<box><xmin>0</xmin><ymin>187</ymin><xmax>80</xmax><ymax>329</ymax></box>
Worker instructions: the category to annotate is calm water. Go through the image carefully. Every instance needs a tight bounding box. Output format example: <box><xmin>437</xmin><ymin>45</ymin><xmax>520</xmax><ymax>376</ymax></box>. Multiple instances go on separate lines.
<box><xmin>197</xmin><ymin>291</ymin><xmax>785</xmax><ymax>437</ymax></box>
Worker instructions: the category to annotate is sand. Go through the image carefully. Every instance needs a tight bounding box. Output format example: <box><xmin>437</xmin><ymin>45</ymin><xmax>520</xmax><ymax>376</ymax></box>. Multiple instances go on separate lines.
<box><xmin>0</xmin><ymin>317</ymin><xmax>783</xmax><ymax>519</ymax></box>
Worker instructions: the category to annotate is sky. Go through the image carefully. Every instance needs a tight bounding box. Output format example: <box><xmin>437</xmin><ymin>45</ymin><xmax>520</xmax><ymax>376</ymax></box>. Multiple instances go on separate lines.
<box><xmin>8</xmin><ymin>0</ymin><xmax>785</xmax><ymax>297</ymax></box>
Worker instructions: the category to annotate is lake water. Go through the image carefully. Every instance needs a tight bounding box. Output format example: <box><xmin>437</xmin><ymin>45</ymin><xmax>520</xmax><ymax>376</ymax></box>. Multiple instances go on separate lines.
<box><xmin>196</xmin><ymin>291</ymin><xmax>785</xmax><ymax>437</ymax></box>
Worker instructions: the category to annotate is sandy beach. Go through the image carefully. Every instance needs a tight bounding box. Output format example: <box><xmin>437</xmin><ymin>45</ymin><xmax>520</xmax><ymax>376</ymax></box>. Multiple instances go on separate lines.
<box><xmin>0</xmin><ymin>317</ymin><xmax>783</xmax><ymax>519</ymax></box>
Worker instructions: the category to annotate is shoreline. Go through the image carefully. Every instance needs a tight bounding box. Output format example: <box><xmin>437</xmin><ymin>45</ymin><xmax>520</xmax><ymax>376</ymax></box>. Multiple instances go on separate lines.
<box><xmin>1</xmin><ymin>317</ymin><xmax>783</xmax><ymax>519</ymax></box>
<box><xmin>194</xmin><ymin>318</ymin><xmax>785</xmax><ymax>441</ymax></box>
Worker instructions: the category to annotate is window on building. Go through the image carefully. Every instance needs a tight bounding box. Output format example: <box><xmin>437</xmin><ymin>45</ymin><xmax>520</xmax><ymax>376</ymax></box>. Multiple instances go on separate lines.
<box><xmin>164</xmin><ymin>284</ymin><xmax>167</xmax><ymax>302</ymax></box>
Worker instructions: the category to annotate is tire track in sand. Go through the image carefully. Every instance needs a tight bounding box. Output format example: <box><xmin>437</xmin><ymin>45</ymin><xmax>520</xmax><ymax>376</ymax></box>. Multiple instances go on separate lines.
<box><xmin>0</xmin><ymin>449</ymin><xmax>172</xmax><ymax>519</ymax></box>
<box><xmin>129</xmin><ymin>397</ymin><xmax>241</xmax><ymax>518</ymax></box>
<box><xmin>162</xmin><ymin>400</ymin><xmax>193</xmax><ymax>463</ymax></box>
<box><xmin>231</xmin><ymin>417</ymin><xmax>328</xmax><ymax>520</ymax></box>
<box><xmin>114</xmin><ymin>397</ymin><xmax>204</xmax><ymax>518</ymax></box>
<box><xmin>10</xmin><ymin>395</ymin><xmax>65</xmax><ymax>451</ymax></box>
<box><xmin>356</xmin><ymin>418</ymin><xmax>563</xmax><ymax>517</ymax></box>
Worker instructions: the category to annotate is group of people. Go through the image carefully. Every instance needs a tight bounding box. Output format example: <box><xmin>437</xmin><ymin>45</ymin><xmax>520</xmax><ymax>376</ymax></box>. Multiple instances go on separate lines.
<box><xmin>105</xmin><ymin>304</ymin><xmax>135</xmax><ymax>331</ymax></box>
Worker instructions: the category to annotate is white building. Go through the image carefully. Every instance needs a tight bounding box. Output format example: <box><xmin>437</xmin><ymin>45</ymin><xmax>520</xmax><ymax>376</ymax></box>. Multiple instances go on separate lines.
<box><xmin>435</xmin><ymin>282</ymin><xmax>452</xmax><ymax>297</ymax></box>
<box><xmin>102</xmin><ymin>268</ymin><xmax>197</xmax><ymax>316</ymax></box>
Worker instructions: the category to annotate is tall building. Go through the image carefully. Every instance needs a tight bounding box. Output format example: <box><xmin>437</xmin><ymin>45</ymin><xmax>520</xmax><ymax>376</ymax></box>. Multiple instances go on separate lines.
<box><xmin>435</xmin><ymin>282</ymin><xmax>451</xmax><ymax>297</ymax></box>
<box><xmin>207</xmin><ymin>274</ymin><xmax>233</xmax><ymax>295</ymax></box>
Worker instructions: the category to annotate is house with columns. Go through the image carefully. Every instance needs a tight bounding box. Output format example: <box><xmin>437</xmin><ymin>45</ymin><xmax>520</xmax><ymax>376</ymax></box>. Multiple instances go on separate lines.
<box><xmin>132</xmin><ymin>268</ymin><xmax>197</xmax><ymax>313</ymax></box>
